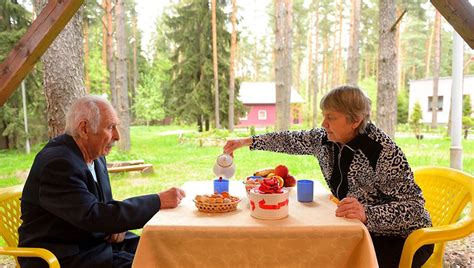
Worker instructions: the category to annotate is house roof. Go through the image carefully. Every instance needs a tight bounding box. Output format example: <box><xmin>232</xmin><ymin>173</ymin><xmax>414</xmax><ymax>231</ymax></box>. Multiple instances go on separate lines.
<box><xmin>238</xmin><ymin>82</ymin><xmax>305</xmax><ymax>104</ymax></box>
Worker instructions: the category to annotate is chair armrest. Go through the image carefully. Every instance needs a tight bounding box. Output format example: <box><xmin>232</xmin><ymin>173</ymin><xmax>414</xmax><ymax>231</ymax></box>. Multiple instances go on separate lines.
<box><xmin>399</xmin><ymin>216</ymin><xmax>473</xmax><ymax>268</ymax></box>
<box><xmin>0</xmin><ymin>246</ymin><xmax>60</xmax><ymax>268</ymax></box>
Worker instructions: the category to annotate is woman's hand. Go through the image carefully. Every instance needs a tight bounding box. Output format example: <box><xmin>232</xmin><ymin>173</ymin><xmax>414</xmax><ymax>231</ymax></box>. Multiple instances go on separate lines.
<box><xmin>335</xmin><ymin>197</ymin><xmax>367</xmax><ymax>224</ymax></box>
<box><xmin>223</xmin><ymin>138</ymin><xmax>252</xmax><ymax>156</ymax></box>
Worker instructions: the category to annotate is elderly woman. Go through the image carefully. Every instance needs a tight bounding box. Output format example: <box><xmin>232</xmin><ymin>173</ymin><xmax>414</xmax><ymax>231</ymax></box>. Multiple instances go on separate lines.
<box><xmin>224</xmin><ymin>85</ymin><xmax>433</xmax><ymax>268</ymax></box>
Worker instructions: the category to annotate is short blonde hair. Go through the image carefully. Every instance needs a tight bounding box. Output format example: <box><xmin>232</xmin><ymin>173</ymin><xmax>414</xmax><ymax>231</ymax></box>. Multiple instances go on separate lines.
<box><xmin>64</xmin><ymin>95</ymin><xmax>113</xmax><ymax>137</ymax></box>
<box><xmin>320</xmin><ymin>85</ymin><xmax>371</xmax><ymax>134</ymax></box>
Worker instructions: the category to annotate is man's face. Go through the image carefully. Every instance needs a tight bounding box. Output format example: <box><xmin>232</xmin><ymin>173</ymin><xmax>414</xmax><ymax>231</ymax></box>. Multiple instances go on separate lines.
<box><xmin>86</xmin><ymin>105</ymin><xmax>120</xmax><ymax>159</ymax></box>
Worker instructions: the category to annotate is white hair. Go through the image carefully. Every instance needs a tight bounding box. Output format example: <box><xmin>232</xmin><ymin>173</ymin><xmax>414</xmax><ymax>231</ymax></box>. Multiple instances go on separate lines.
<box><xmin>64</xmin><ymin>95</ymin><xmax>113</xmax><ymax>137</ymax></box>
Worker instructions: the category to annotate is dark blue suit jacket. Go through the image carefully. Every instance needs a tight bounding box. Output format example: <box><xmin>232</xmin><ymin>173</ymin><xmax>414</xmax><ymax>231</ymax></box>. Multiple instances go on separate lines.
<box><xmin>18</xmin><ymin>134</ymin><xmax>161</xmax><ymax>267</ymax></box>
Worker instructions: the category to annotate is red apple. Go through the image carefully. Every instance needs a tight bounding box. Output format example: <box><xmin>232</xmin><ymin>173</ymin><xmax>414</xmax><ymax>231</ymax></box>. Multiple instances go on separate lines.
<box><xmin>284</xmin><ymin>174</ymin><xmax>296</xmax><ymax>187</ymax></box>
<box><xmin>274</xmin><ymin>165</ymin><xmax>289</xmax><ymax>178</ymax></box>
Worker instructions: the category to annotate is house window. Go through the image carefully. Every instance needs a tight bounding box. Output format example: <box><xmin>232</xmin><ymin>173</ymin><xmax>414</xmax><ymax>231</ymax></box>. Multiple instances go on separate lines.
<box><xmin>239</xmin><ymin>112</ymin><xmax>248</xmax><ymax>121</ymax></box>
<box><xmin>427</xmin><ymin>96</ymin><xmax>443</xmax><ymax>111</ymax></box>
<box><xmin>258</xmin><ymin>110</ymin><xmax>267</xmax><ymax>120</ymax></box>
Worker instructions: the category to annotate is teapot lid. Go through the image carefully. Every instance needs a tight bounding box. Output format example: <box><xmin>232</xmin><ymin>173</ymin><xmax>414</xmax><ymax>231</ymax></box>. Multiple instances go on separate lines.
<box><xmin>216</xmin><ymin>154</ymin><xmax>233</xmax><ymax>168</ymax></box>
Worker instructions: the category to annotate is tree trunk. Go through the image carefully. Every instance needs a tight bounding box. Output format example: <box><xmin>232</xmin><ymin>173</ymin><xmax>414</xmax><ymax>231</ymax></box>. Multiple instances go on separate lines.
<box><xmin>335</xmin><ymin>0</ymin><xmax>343</xmax><ymax>85</ymax></box>
<box><xmin>101</xmin><ymin>0</ymin><xmax>108</xmax><ymax>94</ymax></box>
<box><xmin>425</xmin><ymin>16</ymin><xmax>435</xmax><ymax>78</ymax></box>
<box><xmin>105</xmin><ymin>0</ymin><xmax>116</xmax><ymax>107</ymax></box>
<box><xmin>211</xmin><ymin>0</ymin><xmax>220</xmax><ymax>129</ymax></box>
<box><xmin>431</xmin><ymin>10</ymin><xmax>441</xmax><ymax>129</ymax></box>
<box><xmin>34</xmin><ymin>0</ymin><xmax>85</xmax><ymax>138</ymax></box>
<box><xmin>131</xmin><ymin>13</ymin><xmax>138</xmax><ymax>114</ymax></box>
<box><xmin>306</xmin><ymin>16</ymin><xmax>313</xmax><ymax>126</ymax></box>
<box><xmin>115</xmin><ymin>0</ymin><xmax>131</xmax><ymax>151</ymax></box>
<box><xmin>376</xmin><ymin>0</ymin><xmax>398</xmax><ymax>138</ymax></box>
<box><xmin>312</xmin><ymin>0</ymin><xmax>320</xmax><ymax>128</ymax></box>
<box><xmin>83</xmin><ymin>17</ymin><xmax>90</xmax><ymax>93</ymax></box>
<box><xmin>346</xmin><ymin>0</ymin><xmax>361</xmax><ymax>86</ymax></box>
<box><xmin>274</xmin><ymin>0</ymin><xmax>293</xmax><ymax>131</ymax></box>
<box><xmin>228</xmin><ymin>0</ymin><xmax>237</xmax><ymax>132</ymax></box>
<box><xmin>322</xmin><ymin>36</ymin><xmax>328</xmax><ymax>93</ymax></box>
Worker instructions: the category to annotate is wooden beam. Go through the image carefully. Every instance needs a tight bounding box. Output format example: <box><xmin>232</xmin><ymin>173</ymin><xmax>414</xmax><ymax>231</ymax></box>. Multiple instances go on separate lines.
<box><xmin>431</xmin><ymin>0</ymin><xmax>474</xmax><ymax>49</ymax></box>
<box><xmin>107</xmin><ymin>164</ymin><xmax>154</xmax><ymax>174</ymax></box>
<box><xmin>0</xmin><ymin>0</ymin><xmax>85</xmax><ymax>107</ymax></box>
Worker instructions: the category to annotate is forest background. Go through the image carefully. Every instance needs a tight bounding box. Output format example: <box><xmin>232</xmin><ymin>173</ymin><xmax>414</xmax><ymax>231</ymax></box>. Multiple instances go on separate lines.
<box><xmin>0</xmin><ymin>0</ymin><xmax>473</xmax><ymax>153</ymax></box>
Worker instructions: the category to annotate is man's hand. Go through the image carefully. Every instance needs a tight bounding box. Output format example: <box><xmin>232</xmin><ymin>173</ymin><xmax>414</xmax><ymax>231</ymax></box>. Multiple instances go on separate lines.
<box><xmin>335</xmin><ymin>197</ymin><xmax>367</xmax><ymax>224</ymax></box>
<box><xmin>158</xmin><ymin>187</ymin><xmax>186</xmax><ymax>209</ymax></box>
<box><xmin>105</xmin><ymin>232</ymin><xmax>125</xmax><ymax>243</ymax></box>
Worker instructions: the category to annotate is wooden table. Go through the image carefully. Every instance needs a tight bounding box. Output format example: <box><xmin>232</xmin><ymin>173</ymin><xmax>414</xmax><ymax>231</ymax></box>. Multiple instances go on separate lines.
<box><xmin>132</xmin><ymin>180</ymin><xmax>378</xmax><ymax>268</ymax></box>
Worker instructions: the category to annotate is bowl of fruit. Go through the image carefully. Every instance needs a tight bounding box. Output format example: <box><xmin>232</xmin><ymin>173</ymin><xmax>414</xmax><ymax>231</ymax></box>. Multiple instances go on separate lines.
<box><xmin>252</xmin><ymin>164</ymin><xmax>296</xmax><ymax>191</ymax></box>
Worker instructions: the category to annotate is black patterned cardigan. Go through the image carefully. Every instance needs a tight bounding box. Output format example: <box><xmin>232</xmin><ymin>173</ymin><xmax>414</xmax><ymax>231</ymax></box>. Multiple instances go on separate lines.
<box><xmin>250</xmin><ymin>123</ymin><xmax>432</xmax><ymax>237</ymax></box>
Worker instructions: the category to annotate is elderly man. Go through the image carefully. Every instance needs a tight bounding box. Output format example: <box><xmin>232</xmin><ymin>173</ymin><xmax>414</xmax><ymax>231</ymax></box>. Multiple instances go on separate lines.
<box><xmin>18</xmin><ymin>95</ymin><xmax>185</xmax><ymax>268</ymax></box>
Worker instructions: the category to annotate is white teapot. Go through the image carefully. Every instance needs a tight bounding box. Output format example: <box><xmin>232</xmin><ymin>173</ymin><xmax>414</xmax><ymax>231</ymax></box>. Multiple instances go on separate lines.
<box><xmin>213</xmin><ymin>153</ymin><xmax>236</xmax><ymax>179</ymax></box>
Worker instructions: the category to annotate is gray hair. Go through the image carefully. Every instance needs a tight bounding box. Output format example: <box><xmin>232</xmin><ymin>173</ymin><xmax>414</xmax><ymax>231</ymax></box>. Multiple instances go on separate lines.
<box><xmin>320</xmin><ymin>85</ymin><xmax>371</xmax><ymax>134</ymax></box>
<box><xmin>64</xmin><ymin>95</ymin><xmax>113</xmax><ymax>137</ymax></box>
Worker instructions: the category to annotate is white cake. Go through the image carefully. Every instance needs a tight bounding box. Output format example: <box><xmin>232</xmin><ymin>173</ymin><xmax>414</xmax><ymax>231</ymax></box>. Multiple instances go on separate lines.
<box><xmin>248</xmin><ymin>188</ymin><xmax>289</xmax><ymax>220</ymax></box>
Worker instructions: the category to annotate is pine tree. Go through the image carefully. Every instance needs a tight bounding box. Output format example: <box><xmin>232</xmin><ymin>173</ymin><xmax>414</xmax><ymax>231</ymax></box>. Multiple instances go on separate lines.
<box><xmin>164</xmin><ymin>0</ymin><xmax>243</xmax><ymax>131</ymax></box>
<box><xmin>462</xmin><ymin>95</ymin><xmax>473</xmax><ymax>139</ymax></box>
<box><xmin>410</xmin><ymin>101</ymin><xmax>423</xmax><ymax>139</ymax></box>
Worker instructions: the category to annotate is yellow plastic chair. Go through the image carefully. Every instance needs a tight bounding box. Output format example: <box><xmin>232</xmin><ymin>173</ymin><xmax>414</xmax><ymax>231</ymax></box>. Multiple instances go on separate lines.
<box><xmin>399</xmin><ymin>166</ymin><xmax>473</xmax><ymax>268</ymax></box>
<box><xmin>0</xmin><ymin>185</ymin><xmax>60</xmax><ymax>268</ymax></box>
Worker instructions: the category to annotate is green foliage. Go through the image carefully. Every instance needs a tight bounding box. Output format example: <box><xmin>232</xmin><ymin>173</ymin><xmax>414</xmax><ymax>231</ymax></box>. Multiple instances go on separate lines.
<box><xmin>359</xmin><ymin>77</ymin><xmax>377</xmax><ymax>119</ymax></box>
<box><xmin>397</xmin><ymin>88</ymin><xmax>409</xmax><ymax>124</ymax></box>
<box><xmin>410</xmin><ymin>101</ymin><xmax>423</xmax><ymax>136</ymax></box>
<box><xmin>132</xmin><ymin>71</ymin><xmax>165</xmax><ymax>125</ymax></box>
<box><xmin>162</xmin><ymin>0</ymin><xmax>244</xmax><ymax>130</ymax></box>
<box><xmin>462</xmin><ymin>95</ymin><xmax>473</xmax><ymax>139</ymax></box>
<box><xmin>249</xmin><ymin>126</ymin><xmax>256</xmax><ymax>136</ymax></box>
<box><xmin>0</xmin><ymin>2</ymin><xmax>47</xmax><ymax>149</ymax></box>
<box><xmin>463</xmin><ymin>95</ymin><xmax>472</xmax><ymax>117</ymax></box>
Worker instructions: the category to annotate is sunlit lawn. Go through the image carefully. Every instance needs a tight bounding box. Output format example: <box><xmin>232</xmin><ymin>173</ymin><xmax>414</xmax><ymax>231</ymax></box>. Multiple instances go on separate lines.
<box><xmin>1</xmin><ymin>125</ymin><xmax>472</xmax><ymax>199</ymax></box>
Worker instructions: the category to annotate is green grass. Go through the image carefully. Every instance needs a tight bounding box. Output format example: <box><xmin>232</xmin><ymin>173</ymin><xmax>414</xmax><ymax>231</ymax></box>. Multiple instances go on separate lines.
<box><xmin>1</xmin><ymin>125</ymin><xmax>472</xmax><ymax>200</ymax></box>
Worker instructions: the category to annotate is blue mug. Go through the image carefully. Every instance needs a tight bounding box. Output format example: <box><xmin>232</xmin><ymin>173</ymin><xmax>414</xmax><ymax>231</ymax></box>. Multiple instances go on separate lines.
<box><xmin>297</xmin><ymin>180</ymin><xmax>314</xmax><ymax>202</ymax></box>
<box><xmin>213</xmin><ymin>179</ymin><xmax>229</xmax><ymax>194</ymax></box>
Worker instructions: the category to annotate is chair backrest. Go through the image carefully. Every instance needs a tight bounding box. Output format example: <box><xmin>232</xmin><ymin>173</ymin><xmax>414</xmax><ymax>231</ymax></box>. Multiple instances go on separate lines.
<box><xmin>414</xmin><ymin>166</ymin><xmax>473</xmax><ymax>260</ymax></box>
<box><xmin>0</xmin><ymin>185</ymin><xmax>23</xmax><ymax>247</ymax></box>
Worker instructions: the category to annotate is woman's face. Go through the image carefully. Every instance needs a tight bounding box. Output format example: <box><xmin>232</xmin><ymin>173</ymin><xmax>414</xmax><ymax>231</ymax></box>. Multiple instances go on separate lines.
<box><xmin>321</xmin><ymin>109</ymin><xmax>361</xmax><ymax>144</ymax></box>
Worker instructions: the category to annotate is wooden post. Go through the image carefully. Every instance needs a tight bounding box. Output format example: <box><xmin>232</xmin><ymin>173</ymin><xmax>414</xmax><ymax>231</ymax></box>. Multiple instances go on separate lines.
<box><xmin>0</xmin><ymin>0</ymin><xmax>85</xmax><ymax>107</ymax></box>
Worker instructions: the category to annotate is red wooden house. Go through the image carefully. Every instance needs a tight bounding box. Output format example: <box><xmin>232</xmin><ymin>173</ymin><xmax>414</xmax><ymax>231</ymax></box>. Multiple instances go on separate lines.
<box><xmin>236</xmin><ymin>82</ymin><xmax>305</xmax><ymax>128</ymax></box>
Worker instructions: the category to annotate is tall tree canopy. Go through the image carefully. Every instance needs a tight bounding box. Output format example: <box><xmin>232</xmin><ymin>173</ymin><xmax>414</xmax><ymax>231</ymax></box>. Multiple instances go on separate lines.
<box><xmin>163</xmin><ymin>0</ymin><xmax>243</xmax><ymax>131</ymax></box>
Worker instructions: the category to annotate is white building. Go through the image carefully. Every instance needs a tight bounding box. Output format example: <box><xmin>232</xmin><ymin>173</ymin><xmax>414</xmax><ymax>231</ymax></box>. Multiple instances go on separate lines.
<box><xmin>408</xmin><ymin>75</ymin><xmax>474</xmax><ymax>124</ymax></box>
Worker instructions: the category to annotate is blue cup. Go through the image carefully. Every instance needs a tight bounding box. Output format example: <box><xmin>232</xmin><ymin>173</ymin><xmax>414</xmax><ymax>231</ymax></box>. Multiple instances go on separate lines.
<box><xmin>297</xmin><ymin>180</ymin><xmax>314</xmax><ymax>202</ymax></box>
<box><xmin>213</xmin><ymin>179</ymin><xmax>229</xmax><ymax>194</ymax></box>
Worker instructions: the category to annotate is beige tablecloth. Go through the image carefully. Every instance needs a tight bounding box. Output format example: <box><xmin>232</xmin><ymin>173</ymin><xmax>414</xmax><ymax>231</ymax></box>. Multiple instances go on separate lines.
<box><xmin>132</xmin><ymin>180</ymin><xmax>378</xmax><ymax>268</ymax></box>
